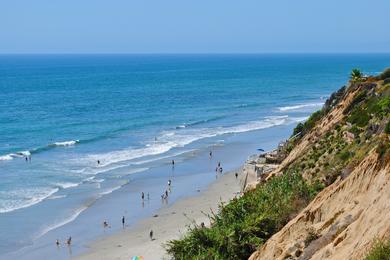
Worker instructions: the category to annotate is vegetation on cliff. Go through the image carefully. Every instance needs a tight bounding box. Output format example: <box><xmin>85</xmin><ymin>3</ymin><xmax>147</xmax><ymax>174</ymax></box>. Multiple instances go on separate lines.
<box><xmin>166</xmin><ymin>172</ymin><xmax>323</xmax><ymax>259</ymax></box>
<box><xmin>365</xmin><ymin>238</ymin><xmax>390</xmax><ymax>260</ymax></box>
<box><xmin>166</xmin><ymin>68</ymin><xmax>390</xmax><ymax>259</ymax></box>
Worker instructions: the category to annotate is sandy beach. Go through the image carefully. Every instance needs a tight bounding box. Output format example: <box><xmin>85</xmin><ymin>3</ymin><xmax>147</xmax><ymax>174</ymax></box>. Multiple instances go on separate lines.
<box><xmin>76</xmin><ymin>169</ymin><xmax>243</xmax><ymax>260</ymax></box>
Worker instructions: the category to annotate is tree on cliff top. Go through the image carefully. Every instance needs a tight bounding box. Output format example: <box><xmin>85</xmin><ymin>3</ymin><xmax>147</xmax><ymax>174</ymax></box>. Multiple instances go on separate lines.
<box><xmin>350</xmin><ymin>68</ymin><xmax>363</xmax><ymax>82</ymax></box>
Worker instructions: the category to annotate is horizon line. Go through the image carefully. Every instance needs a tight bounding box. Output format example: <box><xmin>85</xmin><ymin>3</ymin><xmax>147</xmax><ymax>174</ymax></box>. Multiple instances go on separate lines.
<box><xmin>1</xmin><ymin>52</ymin><xmax>390</xmax><ymax>55</ymax></box>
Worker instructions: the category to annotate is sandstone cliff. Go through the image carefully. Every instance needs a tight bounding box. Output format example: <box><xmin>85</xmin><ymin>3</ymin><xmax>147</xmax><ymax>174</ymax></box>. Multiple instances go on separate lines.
<box><xmin>249</xmin><ymin>73</ymin><xmax>390</xmax><ymax>259</ymax></box>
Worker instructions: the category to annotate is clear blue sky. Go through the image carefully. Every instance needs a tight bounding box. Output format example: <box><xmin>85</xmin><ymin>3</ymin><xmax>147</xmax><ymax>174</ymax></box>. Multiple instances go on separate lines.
<box><xmin>1</xmin><ymin>0</ymin><xmax>389</xmax><ymax>54</ymax></box>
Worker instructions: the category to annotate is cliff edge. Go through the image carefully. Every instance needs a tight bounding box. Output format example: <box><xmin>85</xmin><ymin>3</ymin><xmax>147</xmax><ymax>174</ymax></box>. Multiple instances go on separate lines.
<box><xmin>250</xmin><ymin>70</ymin><xmax>390</xmax><ymax>259</ymax></box>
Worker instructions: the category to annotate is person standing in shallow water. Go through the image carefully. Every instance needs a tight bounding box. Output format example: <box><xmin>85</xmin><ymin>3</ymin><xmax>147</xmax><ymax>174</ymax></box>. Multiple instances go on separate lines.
<box><xmin>67</xmin><ymin>236</ymin><xmax>72</xmax><ymax>246</ymax></box>
<box><xmin>122</xmin><ymin>216</ymin><xmax>125</xmax><ymax>228</ymax></box>
<box><xmin>141</xmin><ymin>192</ymin><xmax>145</xmax><ymax>200</ymax></box>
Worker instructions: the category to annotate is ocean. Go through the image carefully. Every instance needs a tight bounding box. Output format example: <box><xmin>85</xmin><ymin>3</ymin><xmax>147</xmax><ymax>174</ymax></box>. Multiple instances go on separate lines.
<box><xmin>0</xmin><ymin>54</ymin><xmax>389</xmax><ymax>259</ymax></box>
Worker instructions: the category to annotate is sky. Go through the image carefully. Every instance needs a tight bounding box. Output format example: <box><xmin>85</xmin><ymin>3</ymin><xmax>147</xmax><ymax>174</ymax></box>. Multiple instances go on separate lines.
<box><xmin>0</xmin><ymin>0</ymin><xmax>389</xmax><ymax>54</ymax></box>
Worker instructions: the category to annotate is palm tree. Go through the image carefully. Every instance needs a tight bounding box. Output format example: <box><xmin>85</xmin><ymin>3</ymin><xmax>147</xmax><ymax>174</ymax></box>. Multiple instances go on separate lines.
<box><xmin>350</xmin><ymin>68</ymin><xmax>362</xmax><ymax>82</ymax></box>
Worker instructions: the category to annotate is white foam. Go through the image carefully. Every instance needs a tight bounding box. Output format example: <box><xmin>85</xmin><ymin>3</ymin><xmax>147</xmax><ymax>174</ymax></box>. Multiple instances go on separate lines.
<box><xmin>84</xmin><ymin>115</ymin><xmax>300</xmax><ymax>169</ymax></box>
<box><xmin>0</xmin><ymin>155</ymin><xmax>13</xmax><ymax>161</ymax></box>
<box><xmin>131</xmin><ymin>149</ymin><xmax>195</xmax><ymax>165</ymax></box>
<box><xmin>0</xmin><ymin>187</ymin><xmax>59</xmax><ymax>213</ymax></box>
<box><xmin>53</xmin><ymin>140</ymin><xmax>79</xmax><ymax>146</ymax></box>
<box><xmin>54</xmin><ymin>182</ymin><xmax>80</xmax><ymax>189</ymax></box>
<box><xmin>47</xmin><ymin>194</ymin><xmax>67</xmax><ymax>200</ymax></box>
<box><xmin>36</xmin><ymin>206</ymin><xmax>88</xmax><ymax>238</ymax></box>
<box><xmin>278</xmin><ymin>102</ymin><xmax>324</xmax><ymax>112</ymax></box>
<box><xmin>0</xmin><ymin>150</ymin><xmax>32</xmax><ymax>161</ymax></box>
<box><xmin>99</xmin><ymin>186</ymin><xmax>122</xmax><ymax>196</ymax></box>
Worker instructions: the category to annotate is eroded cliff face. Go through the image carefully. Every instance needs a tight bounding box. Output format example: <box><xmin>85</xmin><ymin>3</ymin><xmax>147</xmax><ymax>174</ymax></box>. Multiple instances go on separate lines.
<box><xmin>250</xmin><ymin>151</ymin><xmax>389</xmax><ymax>260</ymax></box>
<box><xmin>249</xmin><ymin>78</ymin><xmax>390</xmax><ymax>260</ymax></box>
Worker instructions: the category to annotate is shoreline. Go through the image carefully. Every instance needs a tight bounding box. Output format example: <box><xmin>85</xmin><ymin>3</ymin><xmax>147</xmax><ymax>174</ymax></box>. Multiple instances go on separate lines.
<box><xmin>76</xmin><ymin>168</ymin><xmax>243</xmax><ymax>260</ymax></box>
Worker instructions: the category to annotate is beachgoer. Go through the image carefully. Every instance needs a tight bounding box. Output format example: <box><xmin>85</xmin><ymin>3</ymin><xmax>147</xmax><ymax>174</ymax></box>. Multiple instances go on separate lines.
<box><xmin>219</xmin><ymin>167</ymin><xmax>223</xmax><ymax>174</ymax></box>
<box><xmin>165</xmin><ymin>190</ymin><xmax>168</xmax><ymax>198</ymax></box>
<box><xmin>122</xmin><ymin>216</ymin><xmax>125</xmax><ymax>228</ymax></box>
<box><xmin>235</xmin><ymin>172</ymin><xmax>238</xmax><ymax>179</ymax></box>
<box><xmin>200</xmin><ymin>222</ymin><xmax>205</xmax><ymax>228</ymax></box>
<box><xmin>56</xmin><ymin>239</ymin><xmax>60</xmax><ymax>246</ymax></box>
<box><xmin>67</xmin><ymin>236</ymin><xmax>72</xmax><ymax>246</ymax></box>
<box><xmin>215</xmin><ymin>167</ymin><xmax>218</xmax><ymax>173</ymax></box>
<box><xmin>141</xmin><ymin>192</ymin><xmax>145</xmax><ymax>200</ymax></box>
<box><xmin>149</xmin><ymin>230</ymin><xmax>153</xmax><ymax>241</ymax></box>
<box><xmin>103</xmin><ymin>221</ymin><xmax>109</xmax><ymax>228</ymax></box>
<box><xmin>209</xmin><ymin>151</ymin><xmax>212</xmax><ymax>158</ymax></box>
<box><xmin>168</xmin><ymin>179</ymin><xmax>171</xmax><ymax>186</ymax></box>
<box><xmin>97</xmin><ymin>160</ymin><xmax>100</xmax><ymax>165</ymax></box>
<box><xmin>147</xmin><ymin>193</ymin><xmax>150</xmax><ymax>200</ymax></box>
<box><xmin>218</xmin><ymin>162</ymin><xmax>221</xmax><ymax>167</ymax></box>
<box><xmin>25</xmin><ymin>157</ymin><xmax>28</xmax><ymax>162</ymax></box>
<box><xmin>172</xmin><ymin>160</ymin><xmax>175</xmax><ymax>166</ymax></box>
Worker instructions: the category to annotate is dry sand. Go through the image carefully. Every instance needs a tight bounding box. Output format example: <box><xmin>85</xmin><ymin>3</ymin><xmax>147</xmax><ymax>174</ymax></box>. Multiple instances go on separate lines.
<box><xmin>76</xmin><ymin>169</ymin><xmax>243</xmax><ymax>260</ymax></box>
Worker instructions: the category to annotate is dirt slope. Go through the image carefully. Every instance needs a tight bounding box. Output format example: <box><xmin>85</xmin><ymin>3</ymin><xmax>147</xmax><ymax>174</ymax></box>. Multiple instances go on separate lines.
<box><xmin>250</xmin><ymin>150</ymin><xmax>389</xmax><ymax>260</ymax></box>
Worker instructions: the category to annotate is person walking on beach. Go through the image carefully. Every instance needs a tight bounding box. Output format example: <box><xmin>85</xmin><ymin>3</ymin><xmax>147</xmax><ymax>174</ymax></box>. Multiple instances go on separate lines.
<box><xmin>56</xmin><ymin>239</ymin><xmax>60</xmax><ymax>246</ymax></box>
<box><xmin>141</xmin><ymin>192</ymin><xmax>145</xmax><ymax>200</ymax></box>
<box><xmin>67</xmin><ymin>236</ymin><xmax>72</xmax><ymax>246</ymax></box>
<box><xmin>165</xmin><ymin>190</ymin><xmax>168</xmax><ymax>198</ymax></box>
<box><xmin>218</xmin><ymin>162</ymin><xmax>221</xmax><ymax>167</ymax></box>
<box><xmin>168</xmin><ymin>179</ymin><xmax>171</xmax><ymax>186</ymax></box>
<box><xmin>149</xmin><ymin>230</ymin><xmax>154</xmax><ymax>241</ymax></box>
<box><xmin>171</xmin><ymin>160</ymin><xmax>175</xmax><ymax>167</ymax></box>
<box><xmin>235</xmin><ymin>172</ymin><xmax>238</xmax><ymax>179</ymax></box>
<box><xmin>122</xmin><ymin>216</ymin><xmax>125</xmax><ymax>228</ymax></box>
<box><xmin>209</xmin><ymin>151</ymin><xmax>212</xmax><ymax>158</ymax></box>
<box><xmin>219</xmin><ymin>167</ymin><xmax>223</xmax><ymax>174</ymax></box>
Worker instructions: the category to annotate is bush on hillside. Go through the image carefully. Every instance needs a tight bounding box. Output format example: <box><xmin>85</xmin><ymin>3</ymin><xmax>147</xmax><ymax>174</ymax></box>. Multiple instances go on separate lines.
<box><xmin>166</xmin><ymin>173</ymin><xmax>323</xmax><ymax>259</ymax></box>
<box><xmin>365</xmin><ymin>238</ymin><xmax>390</xmax><ymax>260</ymax></box>
<box><xmin>385</xmin><ymin>121</ymin><xmax>390</xmax><ymax>135</ymax></box>
<box><xmin>347</xmin><ymin>107</ymin><xmax>370</xmax><ymax>127</ymax></box>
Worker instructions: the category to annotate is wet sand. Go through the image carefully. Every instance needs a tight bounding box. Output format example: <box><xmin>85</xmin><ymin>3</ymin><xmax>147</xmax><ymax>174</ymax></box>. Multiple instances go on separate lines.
<box><xmin>76</xmin><ymin>169</ymin><xmax>243</xmax><ymax>260</ymax></box>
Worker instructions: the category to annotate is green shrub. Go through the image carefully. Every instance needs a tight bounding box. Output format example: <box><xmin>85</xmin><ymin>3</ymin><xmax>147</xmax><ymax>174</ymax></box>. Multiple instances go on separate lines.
<box><xmin>386</xmin><ymin>121</ymin><xmax>390</xmax><ymax>135</ymax></box>
<box><xmin>338</xmin><ymin>150</ymin><xmax>354</xmax><ymax>161</ymax></box>
<box><xmin>292</xmin><ymin>122</ymin><xmax>304</xmax><ymax>136</ymax></box>
<box><xmin>166</xmin><ymin>173</ymin><xmax>323</xmax><ymax>259</ymax></box>
<box><xmin>292</xmin><ymin>110</ymin><xmax>324</xmax><ymax>139</ymax></box>
<box><xmin>349</xmin><ymin>125</ymin><xmax>361</xmax><ymax>136</ymax></box>
<box><xmin>365</xmin><ymin>238</ymin><xmax>390</xmax><ymax>260</ymax></box>
<box><xmin>348</xmin><ymin>107</ymin><xmax>370</xmax><ymax>127</ymax></box>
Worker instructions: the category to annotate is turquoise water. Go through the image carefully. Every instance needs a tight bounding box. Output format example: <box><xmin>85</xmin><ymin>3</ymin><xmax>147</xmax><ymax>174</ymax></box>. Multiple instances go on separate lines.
<box><xmin>0</xmin><ymin>54</ymin><xmax>389</xmax><ymax>258</ymax></box>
